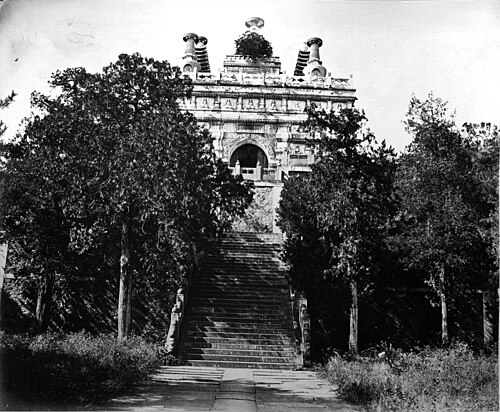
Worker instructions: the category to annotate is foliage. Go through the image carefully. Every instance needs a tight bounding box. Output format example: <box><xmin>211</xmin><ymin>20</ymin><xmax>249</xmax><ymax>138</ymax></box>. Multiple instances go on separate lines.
<box><xmin>0</xmin><ymin>53</ymin><xmax>252</xmax><ymax>335</ymax></box>
<box><xmin>324</xmin><ymin>342</ymin><xmax>498</xmax><ymax>411</ymax></box>
<box><xmin>235</xmin><ymin>31</ymin><xmax>273</xmax><ymax>60</ymax></box>
<box><xmin>278</xmin><ymin>105</ymin><xmax>396</xmax><ymax>353</ymax></box>
<box><xmin>0</xmin><ymin>90</ymin><xmax>16</xmax><ymax>138</ymax></box>
<box><xmin>0</xmin><ymin>331</ymin><xmax>160</xmax><ymax>406</ymax></box>
<box><xmin>392</xmin><ymin>93</ymin><xmax>497</xmax><ymax>344</ymax></box>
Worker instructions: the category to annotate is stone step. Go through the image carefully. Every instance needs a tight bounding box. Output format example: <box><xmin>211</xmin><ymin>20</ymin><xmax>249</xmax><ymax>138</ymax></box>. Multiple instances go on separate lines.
<box><xmin>192</xmin><ymin>297</ymin><xmax>287</xmax><ymax>306</ymax></box>
<box><xmin>190</xmin><ymin>306</ymin><xmax>292</xmax><ymax>316</ymax></box>
<box><xmin>190</xmin><ymin>313</ymin><xmax>290</xmax><ymax>322</ymax></box>
<box><xmin>189</xmin><ymin>325</ymin><xmax>291</xmax><ymax>334</ymax></box>
<box><xmin>186</xmin><ymin>353</ymin><xmax>295</xmax><ymax>364</ymax></box>
<box><xmin>184</xmin><ymin>341</ymin><xmax>295</xmax><ymax>351</ymax></box>
<box><xmin>194</xmin><ymin>293</ymin><xmax>288</xmax><ymax>301</ymax></box>
<box><xmin>196</xmin><ymin>285</ymin><xmax>288</xmax><ymax>292</ymax></box>
<box><xmin>189</xmin><ymin>318</ymin><xmax>291</xmax><ymax>327</ymax></box>
<box><xmin>220</xmin><ymin>232</ymin><xmax>283</xmax><ymax>241</ymax></box>
<box><xmin>197</xmin><ymin>280</ymin><xmax>288</xmax><ymax>287</ymax></box>
<box><xmin>187</xmin><ymin>330</ymin><xmax>294</xmax><ymax>340</ymax></box>
<box><xmin>185</xmin><ymin>347</ymin><xmax>296</xmax><ymax>357</ymax></box>
<box><xmin>200</xmin><ymin>274</ymin><xmax>286</xmax><ymax>280</ymax></box>
<box><xmin>202</xmin><ymin>265</ymin><xmax>286</xmax><ymax>272</ymax></box>
<box><xmin>186</xmin><ymin>336</ymin><xmax>294</xmax><ymax>346</ymax></box>
<box><xmin>203</xmin><ymin>257</ymin><xmax>283</xmax><ymax>264</ymax></box>
<box><xmin>217</xmin><ymin>247</ymin><xmax>281</xmax><ymax>254</ymax></box>
<box><xmin>193</xmin><ymin>293</ymin><xmax>288</xmax><ymax>301</ymax></box>
<box><xmin>185</xmin><ymin>359</ymin><xmax>295</xmax><ymax>370</ymax></box>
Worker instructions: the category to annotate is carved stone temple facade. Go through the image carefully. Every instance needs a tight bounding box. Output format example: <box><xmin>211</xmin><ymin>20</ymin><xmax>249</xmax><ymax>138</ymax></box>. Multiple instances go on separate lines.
<box><xmin>179</xmin><ymin>17</ymin><xmax>356</xmax><ymax>232</ymax></box>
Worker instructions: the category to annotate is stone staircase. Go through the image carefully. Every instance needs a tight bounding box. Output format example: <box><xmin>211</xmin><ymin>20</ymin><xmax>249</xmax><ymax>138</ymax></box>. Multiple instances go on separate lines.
<box><xmin>183</xmin><ymin>232</ymin><xmax>297</xmax><ymax>369</ymax></box>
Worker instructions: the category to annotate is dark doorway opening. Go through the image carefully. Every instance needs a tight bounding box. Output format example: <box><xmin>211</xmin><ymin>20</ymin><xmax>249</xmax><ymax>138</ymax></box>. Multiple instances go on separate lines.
<box><xmin>230</xmin><ymin>144</ymin><xmax>268</xmax><ymax>168</ymax></box>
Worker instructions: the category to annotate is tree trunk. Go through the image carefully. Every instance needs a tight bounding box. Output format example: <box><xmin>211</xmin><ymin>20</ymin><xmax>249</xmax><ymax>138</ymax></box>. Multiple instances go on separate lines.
<box><xmin>348</xmin><ymin>277</ymin><xmax>358</xmax><ymax>354</ymax></box>
<box><xmin>118</xmin><ymin>220</ymin><xmax>132</xmax><ymax>341</ymax></box>
<box><xmin>36</xmin><ymin>273</ymin><xmax>55</xmax><ymax>333</ymax></box>
<box><xmin>439</xmin><ymin>266</ymin><xmax>449</xmax><ymax>346</ymax></box>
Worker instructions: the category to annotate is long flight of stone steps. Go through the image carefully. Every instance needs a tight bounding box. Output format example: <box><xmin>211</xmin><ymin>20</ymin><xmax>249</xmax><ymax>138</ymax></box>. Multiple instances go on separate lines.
<box><xmin>183</xmin><ymin>232</ymin><xmax>297</xmax><ymax>369</ymax></box>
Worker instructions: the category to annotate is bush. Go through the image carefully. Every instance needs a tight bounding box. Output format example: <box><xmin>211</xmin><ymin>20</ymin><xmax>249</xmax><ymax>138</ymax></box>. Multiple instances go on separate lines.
<box><xmin>325</xmin><ymin>343</ymin><xmax>498</xmax><ymax>411</ymax></box>
<box><xmin>235</xmin><ymin>31</ymin><xmax>273</xmax><ymax>60</ymax></box>
<box><xmin>0</xmin><ymin>331</ymin><xmax>161</xmax><ymax>407</ymax></box>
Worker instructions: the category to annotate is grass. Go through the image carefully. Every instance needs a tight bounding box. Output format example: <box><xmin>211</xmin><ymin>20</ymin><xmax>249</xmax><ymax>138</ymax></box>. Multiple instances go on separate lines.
<box><xmin>0</xmin><ymin>331</ymin><xmax>161</xmax><ymax>407</ymax></box>
<box><xmin>324</xmin><ymin>342</ymin><xmax>498</xmax><ymax>411</ymax></box>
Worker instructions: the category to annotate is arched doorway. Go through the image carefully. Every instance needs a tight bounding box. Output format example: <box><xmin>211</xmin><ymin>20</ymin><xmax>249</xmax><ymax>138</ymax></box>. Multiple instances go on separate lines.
<box><xmin>230</xmin><ymin>144</ymin><xmax>268</xmax><ymax>168</ymax></box>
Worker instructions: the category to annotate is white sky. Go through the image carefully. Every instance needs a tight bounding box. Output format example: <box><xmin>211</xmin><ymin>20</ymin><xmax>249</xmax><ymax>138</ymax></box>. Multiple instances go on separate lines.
<box><xmin>0</xmin><ymin>0</ymin><xmax>499</xmax><ymax>152</ymax></box>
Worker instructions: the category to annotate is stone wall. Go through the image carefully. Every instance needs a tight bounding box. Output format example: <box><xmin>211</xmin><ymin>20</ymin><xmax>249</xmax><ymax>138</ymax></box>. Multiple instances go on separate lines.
<box><xmin>232</xmin><ymin>186</ymin><xmax>274</xmax><ymax>233</ymax></box>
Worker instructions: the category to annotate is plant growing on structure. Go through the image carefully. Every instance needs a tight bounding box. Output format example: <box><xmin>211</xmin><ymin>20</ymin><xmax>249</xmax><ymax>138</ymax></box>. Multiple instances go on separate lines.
<box><xmin>235</xmin><ymin>31</ymin><xmax>273</xmax><ymax>61</ymax></box>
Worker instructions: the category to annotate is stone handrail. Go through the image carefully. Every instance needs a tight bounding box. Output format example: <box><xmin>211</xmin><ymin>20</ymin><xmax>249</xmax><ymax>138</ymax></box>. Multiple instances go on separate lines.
<box><xmin>289</xmin><ymin>285</ymin><xmax>312</xmax><ymax>367</ymax></box>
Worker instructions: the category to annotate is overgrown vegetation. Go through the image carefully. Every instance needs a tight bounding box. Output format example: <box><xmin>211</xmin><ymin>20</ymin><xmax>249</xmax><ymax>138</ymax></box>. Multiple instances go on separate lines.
<box><xmin>235</xmin><ymin>31</ymin><xmax>273</xmax><ymax>60</ymax></box>
<box><xmin>324</xmin><ymin>343</ymin><xmax>498</xmax><ymax>411</ymax></box>
<box><xmin>0</xmin><ymin>332</ymin><xmax>160</xmax><ymax>407</ymax></box>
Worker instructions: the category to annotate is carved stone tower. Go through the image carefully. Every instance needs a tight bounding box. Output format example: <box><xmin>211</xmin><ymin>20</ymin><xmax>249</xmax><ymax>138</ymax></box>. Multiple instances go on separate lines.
<box><xmin>178</xmin><ymin>18</ymin><xmax>356</xmax><ymax>232</ymax></box>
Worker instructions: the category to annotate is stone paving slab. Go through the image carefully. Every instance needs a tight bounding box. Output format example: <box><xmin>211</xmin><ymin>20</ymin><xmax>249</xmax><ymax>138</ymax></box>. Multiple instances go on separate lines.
<box><xmin>96</xmin><ymin>366</ymin><xmax>358</xmax><ymax>411</ymax></box>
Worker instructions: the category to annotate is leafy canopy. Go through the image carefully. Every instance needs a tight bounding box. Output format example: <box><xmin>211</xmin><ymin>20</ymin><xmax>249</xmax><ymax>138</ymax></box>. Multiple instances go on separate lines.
<box><xmin>0</xmin><ymin>53</ymin><xmax>252</xmax><ymax>333</ymax></box>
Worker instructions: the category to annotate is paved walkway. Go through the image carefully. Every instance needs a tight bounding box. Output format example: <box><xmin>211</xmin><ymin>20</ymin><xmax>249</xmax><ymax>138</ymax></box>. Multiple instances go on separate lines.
<box><xmin>98</xmin><ymin>366</ymin><xmax>357</xmax><ymax>411</ymax></box>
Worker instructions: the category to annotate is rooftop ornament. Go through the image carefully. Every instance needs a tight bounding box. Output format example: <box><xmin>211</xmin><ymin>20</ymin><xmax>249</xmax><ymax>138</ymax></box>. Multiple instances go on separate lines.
<box><xmin>235</xmin><ymin>17</ymin><xmax>273</xmax><ymax>61</ymax></box>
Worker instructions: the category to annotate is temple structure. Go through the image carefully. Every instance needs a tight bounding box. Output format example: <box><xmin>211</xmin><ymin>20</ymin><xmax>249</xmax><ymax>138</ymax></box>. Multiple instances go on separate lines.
<box><xmin>178</xmin><ymin>17</ymin><xmax>356</xmax><ymax>231</ymax></box>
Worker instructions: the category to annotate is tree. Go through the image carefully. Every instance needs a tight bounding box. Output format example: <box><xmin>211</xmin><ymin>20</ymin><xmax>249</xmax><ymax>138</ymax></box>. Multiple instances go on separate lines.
<box><xmin>394</xmin><ymin>94</ymin><xmax>495</xmax><ymax>345</ymax></box>
<box><xmin>278</xmin><ymin>106</ymin><xmax>396</xmax><ymax>353</ymax></box>
<box><xmin>0</xmin><ymin>90</ymin><xmax>16</xmax><ymax>139</ymax></box>
<box><xmin>0</xmin><ymin>54</ymin><xmax>252</xmax><ymax>337</ymax></box>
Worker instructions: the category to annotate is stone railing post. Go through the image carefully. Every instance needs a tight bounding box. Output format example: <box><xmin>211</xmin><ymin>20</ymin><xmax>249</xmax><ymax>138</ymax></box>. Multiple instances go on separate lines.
<box><xmin>165</xmin><ymin>291</ymin><xmax>182</xmax><ymax>354</ymax></box>
<box><xmin>256</xmin><ymin>161</ymin><xmax>262</xmax><ymax>181</ymax></box>
<box><xmin>298</xmin><ymin>295</ymin><xmax>312</xmax><ymax>367</ymax></box>
<box><xmin>289</xmin><ymin>286</ymin><xmax>312</xmax><ymax>368</ymax></box>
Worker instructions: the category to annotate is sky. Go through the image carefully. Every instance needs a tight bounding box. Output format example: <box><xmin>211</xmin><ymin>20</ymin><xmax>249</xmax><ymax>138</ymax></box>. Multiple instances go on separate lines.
<box><xmin>0</xmin><ymin>0</ymin><xmax>499</xmax><ymax>152</ymax></box>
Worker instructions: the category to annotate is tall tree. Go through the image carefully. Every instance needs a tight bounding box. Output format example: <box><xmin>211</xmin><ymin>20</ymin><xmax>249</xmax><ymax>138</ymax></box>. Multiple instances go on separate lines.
<box><xmin>279</xmin><ymin>106</ymin><xmax>396</xmax><ymax>353</ymax></box>
<box><xmin>0</xmin><ymin>54</ymin><xmax>252</xmax><ymax>337</ymax></box>
<box><xmin>394</xmin><ymin>94</ymin><xmax>495</xmax><ymax>345</ymax></box>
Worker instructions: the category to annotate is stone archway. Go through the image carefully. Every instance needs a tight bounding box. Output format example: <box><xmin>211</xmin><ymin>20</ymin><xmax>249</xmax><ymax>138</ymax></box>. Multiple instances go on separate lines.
<box><xmin>229</xmin><ymin>143</ymin><xmax>268</xmax><ymax>168</ymax></box>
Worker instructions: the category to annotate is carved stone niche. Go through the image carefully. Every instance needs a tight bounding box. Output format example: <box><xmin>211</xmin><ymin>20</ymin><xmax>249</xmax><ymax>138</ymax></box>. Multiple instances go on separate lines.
<box><xmin>222</xmin><ymin>132</ymin><xmax>276</xmax><ymax>161</ymax></box>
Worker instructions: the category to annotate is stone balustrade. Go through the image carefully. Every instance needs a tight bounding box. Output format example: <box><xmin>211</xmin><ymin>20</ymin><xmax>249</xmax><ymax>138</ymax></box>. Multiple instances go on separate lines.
<box><xmin>229</xmin><ymin>165</ymin><xmax>278</xmax><ymax>182</ymax></box>
<box><xmin>184</xmin><ymin>70</ymin><xmax>353</xmax><ymax>90</ymax></box>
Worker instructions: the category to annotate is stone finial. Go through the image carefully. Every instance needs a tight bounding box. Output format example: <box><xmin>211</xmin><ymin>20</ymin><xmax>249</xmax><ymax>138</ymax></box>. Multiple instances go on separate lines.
<box><xmin>245</xmin><ymin>17</ymin><xmax>264</xmax><ymax>31</ymax></box>
<box><xmin>182</xmin><ymin>33</ymin><xmax>201</xmax><ymax>73</ymax></box>
<box><xmin>304</xmin><ymin>37</ymin><xmax>327</xmax><ymax>78</ymax></box>
<box><xmin>183</xmin><ymin>33</ymin><xmax>199</xmax><ymax>58</ymax></box>
<box><xmin>306</xmin><ymin>37</ymin><xmax>323</xmax><ymax>63</ymax></box>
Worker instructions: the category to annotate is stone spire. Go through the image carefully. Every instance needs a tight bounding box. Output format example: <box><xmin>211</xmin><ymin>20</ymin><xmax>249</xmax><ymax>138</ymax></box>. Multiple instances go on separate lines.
<box><xmin>195</xmin><ymin>36</ymin><xmax>211</xmax><ymax>73</ymax></box>
<box><xmin>304</xmin><ymin>37</ymin><xmax>327</xmax><ymax>78</ymax></box>
<box><xmin>182</xmin><ymin>33</ymin><xmax>201</xmax><ymax>73</ymax></box>
<box><xmin>294</xmin><ymin>43</ymin><xmax>310</xmax><ymax>76</ymax></box>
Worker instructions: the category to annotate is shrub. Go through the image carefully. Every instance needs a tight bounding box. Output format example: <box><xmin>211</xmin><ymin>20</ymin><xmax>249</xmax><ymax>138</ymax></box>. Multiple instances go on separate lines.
<box><xmin>325</xmin><ymin>343</ymin><xmax>498</xmax><ymax>411</ymax></box>
<box><xmin>0</xmin><ymin>331</ymin><xmax>161</xmax><ymax>407</ymax></box>
<box><xmin>235</xmin><ymin>31</ymin><xmax>273</xmax><ymax>60</ymax></box>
